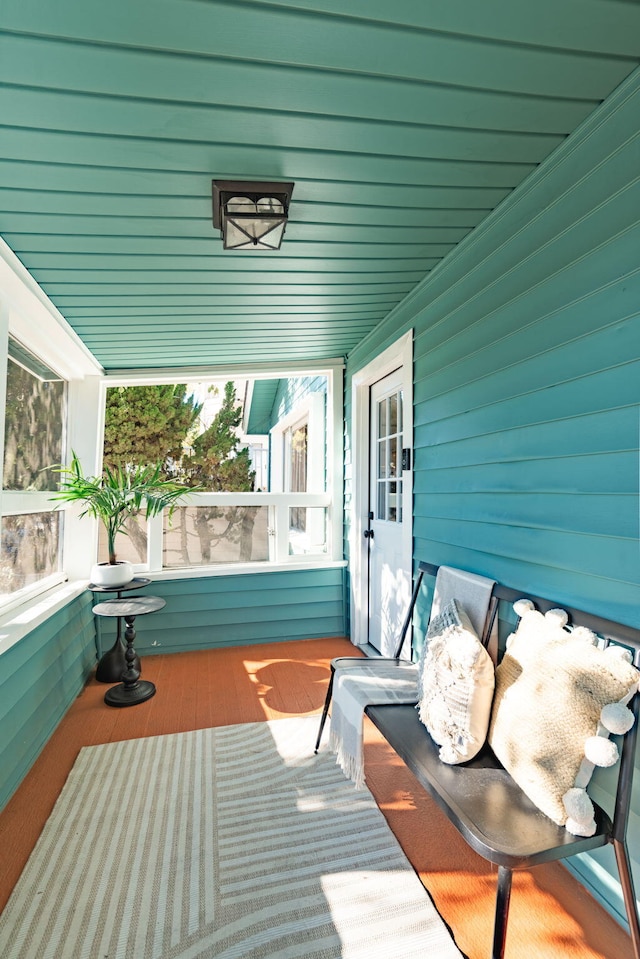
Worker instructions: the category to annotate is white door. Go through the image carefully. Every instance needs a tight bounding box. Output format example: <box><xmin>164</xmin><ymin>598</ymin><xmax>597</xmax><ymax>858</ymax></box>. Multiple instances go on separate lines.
<box><xmin>366</xmin><ymin>368</ymin><xmax>411</xmax><ymax>656</ymax></box>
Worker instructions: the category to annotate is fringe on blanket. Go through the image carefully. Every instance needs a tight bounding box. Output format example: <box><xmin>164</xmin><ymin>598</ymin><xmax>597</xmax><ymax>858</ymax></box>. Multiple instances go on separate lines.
<box><xmin>329</xmin><ymin>726</ymin><xmax>367</xmax><ymax>789</ymax></box>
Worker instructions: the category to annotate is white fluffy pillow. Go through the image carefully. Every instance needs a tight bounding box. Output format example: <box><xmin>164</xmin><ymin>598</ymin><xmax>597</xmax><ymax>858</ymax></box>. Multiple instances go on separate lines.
<box><xmin>418</xmin><ymin>599</ymin><xmax>495</xmax><ymax>764</ymax></box>
<box><xmin>488</xmin><ymin>600</ymin><xmax>639</xmax><ymax>836</ymax></box>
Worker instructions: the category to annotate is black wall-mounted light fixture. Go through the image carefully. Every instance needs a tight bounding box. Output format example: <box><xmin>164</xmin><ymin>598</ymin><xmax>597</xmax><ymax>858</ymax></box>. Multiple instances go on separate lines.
<box><xmin>212</xmin><ymin>180</ymin><xmax>294</xmax><ymax>251</ymax></box>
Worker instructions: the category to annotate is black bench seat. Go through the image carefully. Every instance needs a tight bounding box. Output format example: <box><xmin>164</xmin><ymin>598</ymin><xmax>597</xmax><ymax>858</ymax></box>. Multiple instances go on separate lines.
<box><xmin>366</xmin><ymin>702</ymin><xmax>612</xmax><ymax>869</ymax></box>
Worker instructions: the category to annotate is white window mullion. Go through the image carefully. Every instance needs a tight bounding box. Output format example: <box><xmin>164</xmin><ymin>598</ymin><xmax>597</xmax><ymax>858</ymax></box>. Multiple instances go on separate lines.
<box><xmin>274</xmin><ymin>501</ymin><xmax>290</xmax><ymax>563</ymax></box>
<box><xmin>147</xmin><ymin>513</ymin><xmax>164</xmax><ymax>572</ymax></box>
<box><xmin>62</xmin><ymin>376</ymin><xmax>104</xmax><ymax>582</ymax></box>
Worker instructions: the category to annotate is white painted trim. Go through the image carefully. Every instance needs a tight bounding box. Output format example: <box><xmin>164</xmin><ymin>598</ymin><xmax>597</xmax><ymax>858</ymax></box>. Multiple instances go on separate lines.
<box><xmin>147</xmin><ymin>508</ymin><xmax>164</xmax><ymax>570</ymax></box>
<box><xmin>0</xmin><ymin>580</ymin><xmax>87</xmax><ymax>658</ymax></box>
<box><xmin>60</xmin><ymin>376</ymin><xmax>106</xmax><ymax>581</ymax></box>
<box><xmin>242</xmin><ymin>379</ymin><xmax>255</xmax><ymax>433</ymax></box>
<box><xmin>350</xmin><ymin>331</ymin><xmax>413</xmax><ymax>648</ymax></box>
<box><xmin>102</xmin><ymin>359</ymin><xmax>344</xmax><ymax>385</ymax></box>
<box><xmin>1</xmin><ymin>491</ymin><xmax>62</xmax><ymax>515</ymax></box>
<box><xmin>328</xmin><ymin>362</ymin><xmax>344</xmax><ymax>563</ymax></box>
<box><xmin>157</xmin><ymin>491</ymin><xmax>332</xmax><ymax>507</ymax></box>
<box><xmin>0</xmin><ymin>238</ymin><xmax>102</xmax><ymax>380</ymax></box>
<box><xmin>145</xmin><ymin>559</ymin><xmax>347</xmax><ymax>581</ymax></box>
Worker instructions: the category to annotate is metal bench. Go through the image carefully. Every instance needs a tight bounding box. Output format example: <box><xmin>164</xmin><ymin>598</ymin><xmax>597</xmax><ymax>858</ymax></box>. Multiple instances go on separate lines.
<box><xmin>364</xmin><ymin>570</ymin><xmax>640</xmax><ymax>959</ymax></box>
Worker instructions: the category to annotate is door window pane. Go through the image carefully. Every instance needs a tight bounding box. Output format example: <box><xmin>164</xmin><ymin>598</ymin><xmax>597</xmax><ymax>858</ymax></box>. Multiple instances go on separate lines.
<box><xmin>378</xmin><ymin>438</ymin><xmax>387</xmax><ymax>479</ymax></box>
<box><xmin>377</xmin><ymin>482</ymin><xmax>386</xmax><ymax>521</ymax></box>
<box><xmin>374</xmin><ymin>388</ymin><xmax>403</xmax><ymax>524</ymax></box>
<box><xmin>389</xmin><ymin>393</ymin><xmax>398</xmax><ymax>434</ymax></box>
<box><xmin>388</xmin><ymin>482</ymin><xmax>397</xmax><ymax>522</ymax></box>
<box><xmin>378</xmin><ymin>399</ymin><xmax>387</xmax><ymax>437</ymax></box>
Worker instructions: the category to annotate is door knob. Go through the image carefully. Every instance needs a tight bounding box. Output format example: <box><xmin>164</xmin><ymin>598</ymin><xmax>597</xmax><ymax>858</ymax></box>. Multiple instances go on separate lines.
<box><xmin>363</xmin><ymin>529</ymin><xmax>374</xmax><ymax>540</ymax></box>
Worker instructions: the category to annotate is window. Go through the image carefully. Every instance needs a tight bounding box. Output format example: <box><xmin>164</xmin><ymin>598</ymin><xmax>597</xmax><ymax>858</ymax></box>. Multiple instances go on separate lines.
<box><xmin>93</xmin><ymin>375</ymin><xmax>340</xmax><ymax>571</ymax></box>
<box><xmin>271</xmin><ymin>390</ymin><xmax>327</xmax><ymax>555</ymax></box>
<box><xmin>45</xmin><ymin>365</ymin><xmax>341</xmax><ymax>580</ymax></box>
<box><xmin>375</xmin><ymin>387</ymin><xmax>403</xmax><ymax>524</ymax></box>
<box><xmin>97</xmin><ymin>379</ymin><xmax>271</xmax><ymax>569</ymax></box>
<box><xmin>287</xmin><ymin>421</ymin><xmax>308</xmax><ymax>531</ymax></box>
<box><xmin>0</xmin><ymin>339</ymin><xmax>67</xmax><ymax>602</ymax></box>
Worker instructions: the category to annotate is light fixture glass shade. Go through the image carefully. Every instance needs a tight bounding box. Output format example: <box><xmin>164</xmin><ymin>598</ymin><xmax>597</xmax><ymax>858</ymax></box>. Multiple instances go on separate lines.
<box><xmin>227</xmin><ymin>196</ymin><xmax>284</xmax><ymax>216</ymax></box>
<box><xmin>224</xmin><ymin>217</ymin><xmax>287</xmax><ymax>251</ymax></box>
<box><xmin>224</xmin><ymin>195</ymin><xmax>286</xmax><ymax>249</ymax></box>
<box><xmin>212</xmin><ymin>181</ymin><xmax>294</xmax><ymax>251</ymax></box>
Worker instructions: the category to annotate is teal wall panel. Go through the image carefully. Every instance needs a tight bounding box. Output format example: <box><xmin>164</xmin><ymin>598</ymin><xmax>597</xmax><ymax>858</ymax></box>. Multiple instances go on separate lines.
<box><xmin>345</xmin><ymin>70</ymin><xmax>640</xmax><ymax>928</ymax></box>
<box><xmin>95</xmin><ymin>568</ymin><xmax>347</xmax><ymax>657</ymax></box>
<box><xmin>271</xmin><ymin>375</ymin><xmax>327</xmax><ymax>423</ymax></box>
<box><xmin>0</xmin><ymin>593</ymin><xmax>95</xmax><ymax>812</ymax></box>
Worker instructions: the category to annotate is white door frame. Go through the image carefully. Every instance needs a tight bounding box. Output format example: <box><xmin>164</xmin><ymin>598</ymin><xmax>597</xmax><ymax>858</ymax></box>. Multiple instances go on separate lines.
<box><xmin>349</xmin><ymin>330</ymin><xmax>413</xmax><ymax>648</ymax></box>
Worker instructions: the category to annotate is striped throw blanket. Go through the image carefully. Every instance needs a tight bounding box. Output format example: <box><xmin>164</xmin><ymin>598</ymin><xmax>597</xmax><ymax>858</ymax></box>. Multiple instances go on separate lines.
<box><xmin>329</xmin><ymin>660</ymin><xmax>419</xmax><ymax>787</ymax></box>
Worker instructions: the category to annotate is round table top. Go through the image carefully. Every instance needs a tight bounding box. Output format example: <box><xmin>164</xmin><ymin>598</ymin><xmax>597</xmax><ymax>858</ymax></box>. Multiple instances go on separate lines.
<box><xmin>92</xmin><ymin>595</ymin><xmax>166</xmax><ymax>618</ymax></box>
<box><xmin>88</xmin><ymin>576</ymin><xmax>151</xmax><ymax>593</ymax></box>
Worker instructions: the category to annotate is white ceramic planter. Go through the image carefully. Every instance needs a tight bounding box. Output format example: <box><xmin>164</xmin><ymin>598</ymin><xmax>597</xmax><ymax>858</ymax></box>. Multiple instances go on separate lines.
<box><xmin>90</xmin><ymin>561</ymin><xmax>134</xmax><ymax>589</ymax></box>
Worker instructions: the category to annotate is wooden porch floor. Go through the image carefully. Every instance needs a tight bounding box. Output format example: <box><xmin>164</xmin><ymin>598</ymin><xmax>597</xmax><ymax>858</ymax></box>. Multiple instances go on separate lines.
<box><xmin>0</xmin><ymin>638</ymin><xmax>634</xmax><ymax>959</ymax></box>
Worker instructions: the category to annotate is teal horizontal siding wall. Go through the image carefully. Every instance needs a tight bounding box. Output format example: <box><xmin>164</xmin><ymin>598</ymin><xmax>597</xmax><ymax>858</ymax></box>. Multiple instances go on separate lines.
<box><xmin>345</xmin><ymin>70</ymin><xmax>640</xmax><ymax>928</ymax></box>
<box><xmin>95</xmin><ymin>568</ymin><xmax>346</xmax><ymax>657</ymax></box>
<box><xmin>272</xmin><ymin>375</ymin><xmax>327</xmax><ymax>423</ymax></box>
<box><xmin>0</xmin><ymin>592</ymin><xmax>95</xmax><ymax>812</ymax></box>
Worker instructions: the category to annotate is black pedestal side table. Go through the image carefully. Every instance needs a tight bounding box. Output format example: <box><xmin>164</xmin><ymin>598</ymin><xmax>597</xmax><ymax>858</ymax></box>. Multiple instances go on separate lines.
<box><xmin>92</xmin><ymin>595</ymin><xmax>166</xmax><ymax>707</ymax></box>
<box><xmin>89</xmin><ymin>577</ymin><xmax>150</xmax><ymax>683</ymax></box>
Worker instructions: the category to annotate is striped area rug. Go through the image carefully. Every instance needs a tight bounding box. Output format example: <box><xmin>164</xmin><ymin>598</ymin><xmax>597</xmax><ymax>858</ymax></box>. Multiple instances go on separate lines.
<box><xmin>0</xmin><ymin>716</ymin><xmax>462</xmax><ymax>959</ymax></box>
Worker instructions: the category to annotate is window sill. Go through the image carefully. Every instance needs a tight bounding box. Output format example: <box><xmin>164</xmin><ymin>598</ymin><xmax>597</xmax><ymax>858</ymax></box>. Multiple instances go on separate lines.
<box><xmin>139</xmin><ymin>558</ymin><xmax>347</xmax><ymax>582</ymax></box>
<box><xmin>0</xmin><ymin>580</ymin><xmax>88</xmax><ymax>657</ymax></box>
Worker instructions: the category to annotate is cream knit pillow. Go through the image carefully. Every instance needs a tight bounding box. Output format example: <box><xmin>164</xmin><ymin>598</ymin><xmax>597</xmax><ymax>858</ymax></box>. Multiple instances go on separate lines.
<box><xmin>488</xmin><ymin>600</ymin><xmax>639</xmax><ymax>836</ymax></box>
<box><xmin>418</xmin><ymin>599</ymin><xmax>495</xmax><ymax>764</ymax></box>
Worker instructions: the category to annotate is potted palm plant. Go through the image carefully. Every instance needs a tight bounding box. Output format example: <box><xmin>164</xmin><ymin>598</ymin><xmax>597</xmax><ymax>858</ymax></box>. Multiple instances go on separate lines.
<box><xmin>52</xmin><ymin>452</ymin><xmax>194</xmax><ymax>586</ymax></box>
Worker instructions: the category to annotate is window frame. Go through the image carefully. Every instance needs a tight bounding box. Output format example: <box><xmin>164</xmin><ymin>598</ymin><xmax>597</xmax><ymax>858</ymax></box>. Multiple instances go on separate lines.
<box><xmin>0</xmin><ymin>240</ymin><xmax>103</xmax><ymax>631</ymax></box>
<box><xmin>97</xmin><ymin>366</ymin><xmax>342</xmax><ymax>572</ymax></box>
<box><xmin>270</xmin><ymin>390</ymin><xmax>327</xmax><ymax>556</ymax></box>
<box><xmin>1</xmin><ymin>341</ymin><xmax>68</xmax><ymax>596</ymax></box>
<box><xmin>271</xmin><ymin>392</ymin><xmax>325</xmax><ymax>494</ymax></box>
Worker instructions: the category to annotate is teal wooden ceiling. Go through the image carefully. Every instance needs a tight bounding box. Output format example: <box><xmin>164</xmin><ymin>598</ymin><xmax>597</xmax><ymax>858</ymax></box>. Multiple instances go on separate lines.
<box><xmin>1</xmin><ymin>0</ymin><xmax>639</xmax><ymax>371</ymax></box>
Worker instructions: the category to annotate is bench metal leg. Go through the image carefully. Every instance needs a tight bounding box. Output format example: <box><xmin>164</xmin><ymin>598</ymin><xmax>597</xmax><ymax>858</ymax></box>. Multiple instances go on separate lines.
<box><xmin>492</xmin><ymin>866</ymin><xmax>513</xmax><ymax>959</ymax></box>
<box><xmin>614</xmin><ymin>839</ymin><xmax>640</xmax><ymax>959</ymax></box>
<box><xmin>314</xmin><ymin>666</ymin><xmax>335</xmax><ymax>753</ymax></box>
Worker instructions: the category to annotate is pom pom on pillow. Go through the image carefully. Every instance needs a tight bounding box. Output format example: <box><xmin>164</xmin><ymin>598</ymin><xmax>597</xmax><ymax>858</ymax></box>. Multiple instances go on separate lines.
<box><xmin>488</xmin><ymin>600</ymin><xmax>639</xmax><ymax>833</ymax></box>
<box><xmin>584</xmin><ymin>736</ymin><xmax>618</xmax><ymax>768</ymax></box>
<box><xmin>601</xmin><ymin>702</ymin><xmax>635</xmax><ymax>735</ymax></box>
<box><xmin>563</xmin><ymin>786</ymin><xmax>597</xmax><ymax>836</ymax></box>
<box><xmin>546</xmin><ymin>608</ymin><xmax>569</xmax><ymax>629</ymax></box>
<box><xmin>513</xmin><ymin>598</ymin><xmax>535</xmax><ymax>617</ymax></box>
<box><xmin>571</xmin><ymin>626</ymin><xmax>598</xmax><ymax>646</ymax></box>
